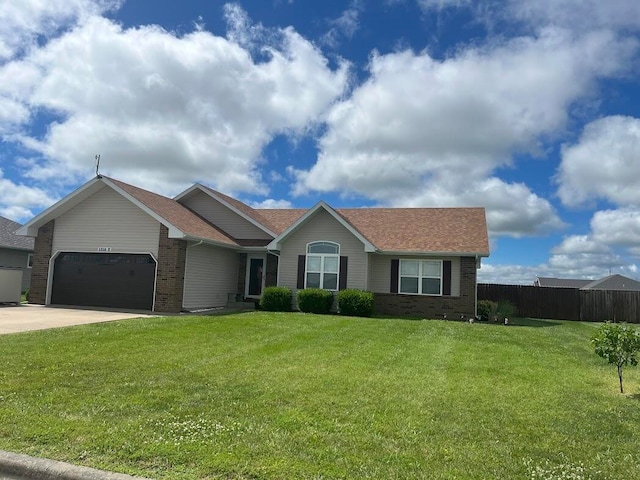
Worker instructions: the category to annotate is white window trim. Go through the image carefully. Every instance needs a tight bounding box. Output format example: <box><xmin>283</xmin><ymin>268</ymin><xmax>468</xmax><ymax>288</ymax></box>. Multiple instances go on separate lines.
<box><xmin>399</xmin><ymin>259</ymin><xmax>443</xmax><ymax>296</ymax></box>
<box><xmin>27</xmin><ymin>253</ymin><xmax>33</xmax><ymax>268</ymax></box>
<box><xmin>305</xmin><ymin>241</ymin><xmax>340</xmax><ymax>291</ymax></box>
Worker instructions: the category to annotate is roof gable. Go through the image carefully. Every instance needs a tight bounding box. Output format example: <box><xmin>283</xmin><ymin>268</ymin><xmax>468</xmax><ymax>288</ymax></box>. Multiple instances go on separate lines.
<box><xmin>267</xmin><ymin>202</ymin><xmax>377</xmax><ymax>253</ymax></box>
<box><xmin>18</xmin><ymin>177</ymin><xmax>238</xmax><ymax>248</ymax></box>
<box><xmin>175</xmin><ymin>184</ymin><xmax>277</xmax><ymax>237</ymax></box>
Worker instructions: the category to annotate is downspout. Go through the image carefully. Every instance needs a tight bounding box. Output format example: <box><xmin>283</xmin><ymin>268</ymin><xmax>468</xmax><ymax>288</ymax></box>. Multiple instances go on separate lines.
<box><xmin>475</xmin><ymin>255</ymin><xmax>479</xmax><ymax>319</ymax></box>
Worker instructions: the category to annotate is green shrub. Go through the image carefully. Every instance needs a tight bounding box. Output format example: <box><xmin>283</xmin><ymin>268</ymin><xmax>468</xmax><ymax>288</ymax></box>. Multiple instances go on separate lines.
<box><xmin>260</xmin><ymin>287</ymin><xmax>292</xmax><ymax>312</ymax></box>
<box><xmin>477</xmin><ymin>300</ymin><xmax>497</xmax><ymax>321</ymax></box>
<box><xmin>338</xmin><ymin>289</ymin><xmax>374</xmax><ymax>317</ymax></box>
<box><xmin>297</xmin><ymin>288</ymin><xmax>334</xmax><ymax>314</ymax></box>
<box><xmin>496</xmin><ymin>300</ymin><xmax>517</xmax><ymax>320</ymax></box>
<box><xmin>24</xmin><ymin>288</ymin><xmax>30</xmax><ymax>302</ymax></box>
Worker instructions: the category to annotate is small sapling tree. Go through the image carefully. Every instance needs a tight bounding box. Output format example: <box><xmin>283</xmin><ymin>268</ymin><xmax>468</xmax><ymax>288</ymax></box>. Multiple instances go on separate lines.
<box><xmin>592</xmin><ymin>322</ymin><xmax>640</xmax><ymax>393</ymax></box>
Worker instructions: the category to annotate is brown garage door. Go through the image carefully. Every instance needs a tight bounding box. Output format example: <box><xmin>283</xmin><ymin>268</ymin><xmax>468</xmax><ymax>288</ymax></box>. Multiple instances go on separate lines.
<box><xmin>51</xmin><ymin>253</ymin><xmax>156</xmax><ymax>310</ymax></box>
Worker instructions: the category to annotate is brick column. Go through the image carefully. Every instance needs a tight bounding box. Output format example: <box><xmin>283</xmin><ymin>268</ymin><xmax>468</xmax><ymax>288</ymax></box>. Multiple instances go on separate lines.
<box><xmin>154</xmin><ymin>225</ymin><xmax>187</xmax><ymax>313</ymax></box>
<box><xmin>29</xmin><ymin>220</ymin><xmax>54</xmax><ymax>305</ymax></box>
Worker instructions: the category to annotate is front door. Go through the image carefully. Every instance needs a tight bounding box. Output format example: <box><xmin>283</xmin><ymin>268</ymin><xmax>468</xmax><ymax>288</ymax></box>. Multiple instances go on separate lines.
<box><xmin>246</xmin><ymin>256</ymin><xmax>265</xmax><ymax>298</ymax></box>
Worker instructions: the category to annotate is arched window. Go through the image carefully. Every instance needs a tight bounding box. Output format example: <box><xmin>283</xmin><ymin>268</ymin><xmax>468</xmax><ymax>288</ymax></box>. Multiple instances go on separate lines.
<box><xmin>306</xmin><ymin>241</ymin><xmax>340</xmax><ymax>290</ymax></box>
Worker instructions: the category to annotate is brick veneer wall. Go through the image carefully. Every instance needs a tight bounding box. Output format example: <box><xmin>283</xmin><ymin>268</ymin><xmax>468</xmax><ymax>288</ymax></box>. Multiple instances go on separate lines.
<box><xmin>374</xmin><ymin>256</ymin><xmax>478</xmax><ymax>319</ymax></box>
<box><xmin>154</xmin><ymin>225</ymin><xmax>187</xmax><ymax>313</ymax></box>
<box><xmin>28</xmin><ymin>220</ymin><xmax>55</xmax><ymax>305</ymax></box>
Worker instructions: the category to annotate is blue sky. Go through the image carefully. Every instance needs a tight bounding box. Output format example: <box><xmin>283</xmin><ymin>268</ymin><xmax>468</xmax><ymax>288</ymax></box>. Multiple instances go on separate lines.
<box><xmin>2</xmin><ymin>0</ymin><xmax>640</xmax><ymax>284</ymax></box>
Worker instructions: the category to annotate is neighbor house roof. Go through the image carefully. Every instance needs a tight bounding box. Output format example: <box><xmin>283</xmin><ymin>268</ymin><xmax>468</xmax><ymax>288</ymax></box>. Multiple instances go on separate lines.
<box><xmin>580</xmin><ymin>274</ymin><xmax>640</xmax><ymax>291</ymax></box>
<box><xmin>535</xmin><ymin>277</ymin><xmax>592</xmax><ymax>288</ymax></box>
<box><xmin>0</xmin><ymin>216</ymin><xmax>34</xmax><ymax>251</ymax></box>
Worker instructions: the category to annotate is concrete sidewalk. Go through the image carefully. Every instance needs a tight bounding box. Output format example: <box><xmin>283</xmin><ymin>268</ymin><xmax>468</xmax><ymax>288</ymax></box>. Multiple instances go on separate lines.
<box><xmin>0</xmin><ymin>450</ymin><xmax>151</xmax><ymax>480</ymax></box>
<box><xmin>0</xmin><ymin>304</ymin><xmax>153</xmax><ymax>334</ymax></box>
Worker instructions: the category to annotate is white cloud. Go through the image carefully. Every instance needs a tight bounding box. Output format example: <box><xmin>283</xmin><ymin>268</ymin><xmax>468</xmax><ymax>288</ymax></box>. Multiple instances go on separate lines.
<box><xmin>294</xmin><ymin>28</ymin><xmax>633</xmax><ymax>237</ymax></box>
<box><xmin>3</xmin><ymin>8</ymin><xmax>349</xmax><ymax>196</ymax></box>
<box><xmin>381</xmin><ymin>176</ymin><xmax>564</xmax><ymax>237</ymax></box>
<box><xmin>417</xmin><ymin>0</ymin><xmax>470</xmax><ymax>11</ymax></box>
<box><xmin>552</xmin><ymin>235</ymin><xmax>609</xmax><ymax>254</ymax></box>
<box><xmin>321</xmin><ymin>1</ymin><xmax>362</xmax><ymax>48</ymax></box>
<box><xmin>418</xmin><ymin>0</ymin><xmax>640</xmax><ymax>33</ymax></box>
<box><xmin>591</xmin><ymin>208</ymin><xmax>640</xmax><ymax>246</ymax></box>
<box><xmin>506</xmin><ymin>0</ymin><xmax>640</xmax><ymax>32</ymax></box>
<box><xmin>250</xmin><ymin>199</ymin><xmax>294</xmax><ymax>209</ymax></box>
<box><xmin>0</xmin><ymin>170</ymin><xmax>58</xmax><ymax>221</ymax></box>
<box><xmin>0</xmin><ymin>0</ymin><xmax>121</xmax><ymax>61</ymax></box>
<box><xmin>557</xmin><ymin>116</ymin><xmax>640</xmax><ymax>207</ymax></box>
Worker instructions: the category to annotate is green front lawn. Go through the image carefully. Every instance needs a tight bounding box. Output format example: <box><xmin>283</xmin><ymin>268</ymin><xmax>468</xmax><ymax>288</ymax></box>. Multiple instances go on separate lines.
<box><xmin>0</xmin><ymin>313</ymin><xmax>638</xmax><ymax>479</ymax></box>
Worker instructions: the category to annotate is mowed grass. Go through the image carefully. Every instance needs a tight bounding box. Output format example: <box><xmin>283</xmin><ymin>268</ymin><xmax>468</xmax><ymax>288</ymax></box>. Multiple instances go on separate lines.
<box><xmin>0</xmin><ymin>313</ymin><xmax>639</xmax><ymax>479</ymax></box>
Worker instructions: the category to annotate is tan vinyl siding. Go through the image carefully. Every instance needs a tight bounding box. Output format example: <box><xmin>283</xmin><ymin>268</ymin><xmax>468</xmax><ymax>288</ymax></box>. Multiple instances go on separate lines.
<box><xmin>52</xmin><ymin>186</ymin><xmax>161</xmax><ymax>256</ymax></box>
<box><xmin>181</xmin><ymin>191</ymin><xmax>272</xmax><ymax>240</ymax></box>
<box><xmin>279</xmin><ymin>209</ymin><xmax>367</xmax><ymax>292</ymax></box>
<box><xmin>183</xmin><ymin>243</ymin><xmax>239</xmax><ymax>309</ymax></box>
<box><xmin>368</xmin><ymin>254</ymin><xmax>461</xmax><ymax>296</ymax></box>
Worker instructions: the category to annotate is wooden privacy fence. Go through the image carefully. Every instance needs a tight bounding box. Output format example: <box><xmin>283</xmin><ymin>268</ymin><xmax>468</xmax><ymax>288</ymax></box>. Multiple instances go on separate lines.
<box><xmin>478</xmin><ymin>284</ymin><xmax>640</xmax><ymax>323</ymax></box>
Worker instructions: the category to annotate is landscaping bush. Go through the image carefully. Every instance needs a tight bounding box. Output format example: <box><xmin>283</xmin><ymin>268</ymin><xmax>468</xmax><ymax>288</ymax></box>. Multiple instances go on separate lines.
<box><xmin>338</xmin><ymin>289</ymin><xmax>374</xmax><ymax>317</ymax></box>
<box><xmin>260</xmin><ymin>286</ymin><xmax>292</xmax><ymax>312</ymax></box>
<box><xmin>496</xmin><ymin>300</ymin><xmax>517</xmax><ymax>320</ymax></box>
<box><xmin>297</xmin><ymin>288</ymin><xmax>334</xmax><ymax>314</ymax></box>
<box><xmin>477</xmin><ymin>300</ymin><xmax>497</xmax><ymax>321</ymax></box>
<box><xmin>24</xmin><ymin>288</ymin><xmax>30</xmax><ymax>302</ymax></box>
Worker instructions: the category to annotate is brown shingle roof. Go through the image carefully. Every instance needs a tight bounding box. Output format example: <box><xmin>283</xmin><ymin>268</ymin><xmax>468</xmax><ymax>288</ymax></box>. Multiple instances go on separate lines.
<box><xmin>108</xmin><ymin>178</ymin><xmax>238</xmax><ymax>247</ymax></box>
<box><xmin>260</xmin><ymin>206</ymin><xmax>489</xmax><ymax>254</ymax></box>
<box><xmin>259</xmin><ymin>209</ymin><xmax>306</xmax><ymax>234</ymax></box>
<box><xmin>108</xmin><ymin>178</ymin><xmax>489</xmax><ymax>254</ymax></box>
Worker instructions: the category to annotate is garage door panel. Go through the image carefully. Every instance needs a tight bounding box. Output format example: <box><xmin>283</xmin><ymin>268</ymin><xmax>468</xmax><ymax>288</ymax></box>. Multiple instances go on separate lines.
<box><xmin>52</xmin><ymin>253</ymin><xmax>155</xmax><ymax>310</ymax></box>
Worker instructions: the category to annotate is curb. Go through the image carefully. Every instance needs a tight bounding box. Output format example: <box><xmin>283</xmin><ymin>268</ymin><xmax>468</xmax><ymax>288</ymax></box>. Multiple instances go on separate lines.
<box><xmin>0</xmin><ymin>450</ymin><xmax>152</xmax><ymax>480</ymax></box>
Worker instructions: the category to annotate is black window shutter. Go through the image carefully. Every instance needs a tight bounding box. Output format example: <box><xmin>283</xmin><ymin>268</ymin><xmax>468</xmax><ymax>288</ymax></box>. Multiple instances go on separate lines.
<box><xmin>443</xmin><ymin>260</ymin><xmax>452</xmax><ymax>296</ymax></box>
<box><xmin>339</xmin><ymin>256</ymin><xmax>348</xmax><ymax>290</ymax></box>
<box><xmin>297</xmin><ymin>255</ymin><xmax>306</xmax><ymax>289</ymax></box>
<box><xmin>390</xmin><ymin>259</ymin><xmax>399</xmax><ymax>293</ymax></box>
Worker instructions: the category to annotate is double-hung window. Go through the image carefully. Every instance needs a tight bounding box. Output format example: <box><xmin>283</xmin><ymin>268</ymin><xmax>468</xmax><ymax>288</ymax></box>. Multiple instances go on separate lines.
<box><xmin>399</xmin><ymin>259</ymin><xmax>442</xmax><ymax>295</ymax></box>
<box><xmin>306</xmin><ymin>242</ymin><xmax>339</xmax><ymax>290</ymax></box>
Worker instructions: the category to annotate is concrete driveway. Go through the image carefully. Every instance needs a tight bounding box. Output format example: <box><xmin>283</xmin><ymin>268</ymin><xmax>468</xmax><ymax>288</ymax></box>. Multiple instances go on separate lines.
<box><xmin>0</xmin><ymin>304</ymin><xmax>153</xmax><ymax>334</ymax></box>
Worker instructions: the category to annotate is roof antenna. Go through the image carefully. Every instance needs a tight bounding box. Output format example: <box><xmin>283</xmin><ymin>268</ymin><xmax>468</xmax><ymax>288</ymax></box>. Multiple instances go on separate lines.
<box><xmin>95</xmin><ymin>154</ymin><xmax>101</xmax><ymax>178</ymax></box>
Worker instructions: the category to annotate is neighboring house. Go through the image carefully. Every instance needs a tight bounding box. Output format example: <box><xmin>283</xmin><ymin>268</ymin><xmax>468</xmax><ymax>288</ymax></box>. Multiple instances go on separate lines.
<box><xmin>535</xmin><ymin>274</ymin><xmax>640</xmax><ymax>291</ymax></box>
<box><xmin>17</xmin><ymin>176</ymin><xmax>490</xmax><ymax>316</ymax></box>
<box><xmin>534</xmin><ymin>277</ymin><xmax>592</xmax><ymax>288</ymax></box>
<box><xmin>0</xmin><ymin>216</ymin><xmax>35</xmax><ymax>292</ymax></box>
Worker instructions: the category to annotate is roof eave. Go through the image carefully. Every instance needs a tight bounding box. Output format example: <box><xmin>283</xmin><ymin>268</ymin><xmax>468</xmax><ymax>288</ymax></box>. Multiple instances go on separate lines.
<box><xmin>375</xmin><ymin>250</ymin><xmax>490</xmax><ymax>257</ymax></box>
<box><xmin>182</xmin><ymin>234</ymin><xmax>240</xmax><ymax>250</ymax></box>
<box><xmin>16</xmin><ymin>177</ymin><xmax>105</xmax><ymax>237</ymax></box>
